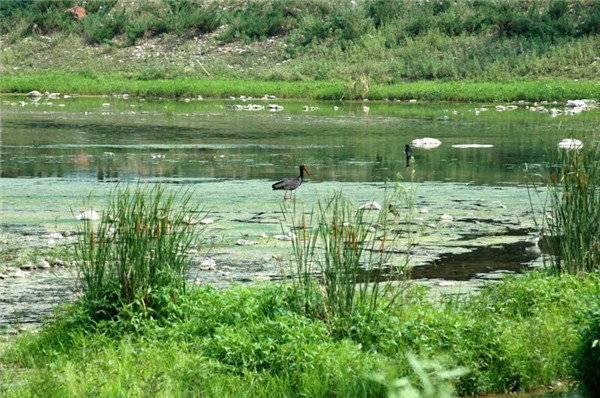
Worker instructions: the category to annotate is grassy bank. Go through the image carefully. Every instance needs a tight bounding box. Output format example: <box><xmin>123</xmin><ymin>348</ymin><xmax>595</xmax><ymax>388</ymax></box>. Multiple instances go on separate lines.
<box><xmin>1</xmin><ymin>1</ymin><xmax>599</xmax><ymax>89</ymax></box>
<box><xmin>0</xmin><ymin>272</ymin><xmax>598</xmax><ymax>397</ymax></box>
<box><xmin>2</xmin><ymin>73</ymin><xmax>599</xmax><ymax>101</ymax></box>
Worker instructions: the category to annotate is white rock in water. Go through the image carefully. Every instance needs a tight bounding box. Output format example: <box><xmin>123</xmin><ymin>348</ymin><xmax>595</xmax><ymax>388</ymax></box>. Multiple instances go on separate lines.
<box><xmin>566</xmin><ymin>99</ymin><xmax>587</xmax><ymax>108</ymax></box>
<box><xmin>200</xmin><ymin>218</ymin><xmax>215</xmax><ymax>225</ymax></box>
<box><xmin>333</xmin><ymin>106</ymin><xmax>339</xmax><ymax>111</ymax></box>
<box><xmin>359</xmin><ymin>201</ymin><xmax>382</xmax><ymax>211</ymax></box>
<box><xmin>27</xmin><ymin>90</ymin><xmax>43</xmax><ymax>98</ymax></box>
<box><xmin>409</xmin><ymin>99</ymin><xmax>417</xmax><ymax>103</ymax></box>
<box><xmin>419</xmin><ymin>207</ymin><xmax>429</xmax><ymax>214</ymax></box>
<box><xmin>14</xmin><ymin>269</ymin><xmax>29</xmax><ymax>277</ymax></box>
<box><xmin>47</xmin><ymin>92</ymin><xmax>60</xmax><ymax>99</ymax></box>
<box><xmin>200</xmin><ymin>257</ymin><xmax>216</xmax><ymax>270</ymax></box>
<box><xmin>440</xmin><ymin>214</ymin><xmax>454</xmax><ymax>222</ymax></box>
<box><xmin>411</xmin><ymin>137</ymin><xmax>441</xmax><ymax>149</ymax></box>
<box><xmin>363</xmin><ymin>106</ymin><xmax>370</xmax><ymax>113</ymax></box>
<box><xmin>77</xmin><ymin>210</ymin><xmax>100</xmax><ymax>221</ymax></box>
<box><xmin>558</xmin><ymin>138</ymin><xmax>583</xmax><ymax>150</ymax></box>
<box><xmin>38</xmin><ymin>259</ymin><xmax>51</xmax><ymax>269</ymax></box>
<box><xmin>182</xmin><ymin>216</ymin><xmax>199</xmax><ymax>225</ymax></box>
<box><xmin>47</xmin><ymin>232</ymin><xmax>63</xmax><ymax>239</ymax></box>
<box><xmin>268</xmin><ymin>104</ymin><xmax>284</xmax><ymax>112</ymax></box>
<box><xmin>102</xmin><ymin>103</ymin><xmax>111</xmax><ymax>107</ymax></box>
<box><xmin>495</xmin><ymin>105</ymin><xmax>507</xmax><ymax>111</ymax></box>
<box><xmin>452</xmin><ymin>144</ymin><xmax>494</xmax><ymax>148</ymax></box>
<box><xmin>236</xmin><ymin>239</ymin><xmax>257</xmax><ymax>246</ymax></box>
<box><xmin>273</xmin><ymin>234</ymin><xmax>293</xmax><ymax>241</ymax></box>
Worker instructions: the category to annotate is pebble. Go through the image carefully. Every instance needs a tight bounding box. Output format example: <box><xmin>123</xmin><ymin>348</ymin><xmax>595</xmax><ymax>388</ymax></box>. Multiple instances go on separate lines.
<box><xmin>52</xmin><ymin>258</ymin><xmax>65</xmax><ymax>267</ymax></box>
<box><xmin>27</xmin><ymin>90</ymin><xmax>43</xmax><ymax>98</ymax></box>
<box><xmin>14</xmin><ymin>269</ymin><xmax>30</xmax><ymax>277</ymax></box>
<box><xmin>200</xmin><ymin>218</ymin><xmax>214</xmax><ymax>225</ymax></box>
<box><xmin>440</xmin><ymin>214</ymin><xmax>454</xmax><ymax>222</ymax></box>
<box><xmin>77</xmin><ymin>210</ymin><xmax>100</xmax><ymax>221</ymax></box>
<box><xmin>37</xmin><ymin>259</ymin><xmax>51</xmax><ymax>269</ymax></box>
<box><xmin>273</xmin><ymin>234</ymin><xmax>293</xmax><ymax>241</ymax></box>
<box><xmin>558</xmin><ymin>138</ymin><xmax>583</xmax><ymax>150</ymax></box>
<box><xmin>236</xmin><ymin>239</ymin><xmax>257</xmax><ymax>246</ymax></box>
<box><xmin>200</xmin><ymin>257</ymin><xmax>216</xmax><ymax>270</ymax></box>
<box><xmin>359</xmin><ymin>201</ymin><xmax>382</xmax><ymax>211</ymax></box>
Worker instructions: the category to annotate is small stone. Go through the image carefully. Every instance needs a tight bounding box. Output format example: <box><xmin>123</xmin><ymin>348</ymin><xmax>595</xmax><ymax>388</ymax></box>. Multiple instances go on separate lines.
<box><xmin>52</xmin><ymin>258</ymin><xmax>65</xmax><ymax>267</ymax></box>
<box><xmin>77</xmin><ymin>210</ymin><xmax>99</xmax><ymax>221</ymax></box>
<box><xmin>66</xmin><ymin>5</ymin><xmax>87</xmax><ymax>21</ymax></box>
<box><xmin>359</xmin><ymin>201</ymin><xmax>382</xmax><ymax>211</ymax></box>
<box><xmin>200</xmin><ymin>257</ymin><xmax>216</xmax><ymax>270</ymax></box>
<box><xmin>273</xmin><ymin>234</ymin><xmax>293</xmax><ymax>241</ymax></box>
<box><xmin>236</xmin><ymin>239</ymin><xmax>257</xmax><ymax>246</ymax></box>
<box><xmin>14</xmin><ymin>269</ymin><xmax>29</xmax><ymax>277</ymax></box>
<box><xmin>47</xmin><ymin>232</ymin><xmax>63</xmax><ymax>239</ymax></box>
<box><xmin>419</xmin><ymin>207</ymin><xmax>429</xmax><ymax>214</ymax></box>
<box><xmin>200</xmin><ymin>218</ymin><xmax>214</xmax><ymax>225</ymax></box>
<box><xmin>182</xmin><ymin>216</ymin><xmax>199</xmax><ymax>225</ymax></box>
<box><xmin>440</xmin><ymin>214</ymin><xmax>453</xmax><ymax>222</ymax></box>
<box><xmin>38</xmin><ymin>259</ymin><xmax>51</xmax><ymax>269</ymax></box>
<box><xmin>558</xmin><ymin>138</ymin><xmax>583</xmax><ymax>150</ymax></box>
<box><xmin>27</xmin><ymin>90</ymin><xmax>43</xmax><ymax>98</ymax></box>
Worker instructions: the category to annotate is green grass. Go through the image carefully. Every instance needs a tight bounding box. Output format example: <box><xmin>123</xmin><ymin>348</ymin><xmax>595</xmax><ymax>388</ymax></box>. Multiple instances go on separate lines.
<box><xmin>543</xmin><ymin>145</ymin><xmax>600</xmax><ymax>274</ymax></box>
<box><xmin>1</xmin><ymin>1</ymin><xmax>599</xmax><ymax>90</ymax></box>
<box><xmin>75</xmin><ymin>185</ymin><xmax>202</xmax><ymax>323</ymax></box>
<box><xmin>2</xmin><ymin>72</ymin><xmax>599</xmax><ymax>101</ymax></box>
<box><xmin>1</xmin><ymin>271</ymin><xmax>598</xmax><ymax>397</ymax></box>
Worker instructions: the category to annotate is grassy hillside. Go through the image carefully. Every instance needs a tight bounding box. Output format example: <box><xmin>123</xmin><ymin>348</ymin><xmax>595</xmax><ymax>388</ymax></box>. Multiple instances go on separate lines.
<box><xmin>1</xmin><ymin>0</ymin><xmax>599</xmax><ymax>99</ymax></box>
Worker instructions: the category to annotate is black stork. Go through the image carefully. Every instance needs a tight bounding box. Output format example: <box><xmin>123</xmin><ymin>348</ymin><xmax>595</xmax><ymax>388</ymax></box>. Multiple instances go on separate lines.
<box><xmin>272</xmin><ymin>165</ymin><xmax>309</xmax><ymax>200</ymax></box>
<box><xmin>404</xmin><ymin>144</ymin><xmax>413</xmax><ymax>167</ymax></box>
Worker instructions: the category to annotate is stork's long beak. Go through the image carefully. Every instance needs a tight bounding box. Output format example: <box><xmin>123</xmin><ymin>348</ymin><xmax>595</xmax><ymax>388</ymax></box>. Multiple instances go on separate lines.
<box><xmin>303</xmin><ymin>166</ymin><xmax>310</xmax><ymax>176</ymax></box>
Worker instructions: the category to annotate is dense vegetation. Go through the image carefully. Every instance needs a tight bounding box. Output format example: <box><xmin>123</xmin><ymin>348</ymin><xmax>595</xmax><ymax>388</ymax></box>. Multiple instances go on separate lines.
<box><xmin>1</xmin><ymin>271</ymin><xmax>598</xmax><ymax>397</ymax></box>
<box><xmin>1</xmin><ymin>0</ymin><xmax>599</xmax><ymax>88</ymax></box>
<box><xmin>1</xmin><ymin>181</ymin><xmax>600</xmax><ymax>396</ymax></box>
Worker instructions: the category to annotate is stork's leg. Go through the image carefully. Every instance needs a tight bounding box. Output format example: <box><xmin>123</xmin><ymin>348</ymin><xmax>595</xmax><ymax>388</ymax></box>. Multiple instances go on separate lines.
<box><xmin>283</xmin><ymin>191</ymin><xmax>291</xmax><ymax>201</ymax></box>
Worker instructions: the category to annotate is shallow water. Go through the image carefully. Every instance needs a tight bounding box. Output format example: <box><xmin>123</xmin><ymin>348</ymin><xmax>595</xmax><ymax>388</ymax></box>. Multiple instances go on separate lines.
<box><xmin>1</xmin><ymin>96</ymin><xmax>598</xmax><ymax>329</ymax></box>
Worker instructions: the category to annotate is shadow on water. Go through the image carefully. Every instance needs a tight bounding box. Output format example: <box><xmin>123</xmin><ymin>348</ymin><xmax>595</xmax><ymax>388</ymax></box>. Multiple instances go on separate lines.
<box><xmin>411</xmin><ymin>241</ymin><xmax>540</xmax><ymax>280</ymax></box>
<box><xmin>362</xmin><ymin>240</ymin><xmax>540</xmax><ymax>282</ymax></box>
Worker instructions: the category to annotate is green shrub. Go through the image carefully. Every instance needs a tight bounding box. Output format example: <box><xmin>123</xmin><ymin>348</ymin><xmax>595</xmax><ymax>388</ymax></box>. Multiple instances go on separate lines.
<box><xmin>75</xmin><ymin>185</ymin><xmax>202</xmax><ymax>322</ymax></box>
<box><xmin>575</xmin><ymin>303</ymin><xmax>600</xmax><ymax>397</ymax></box>
<box><xmin>544</xmin><ymin>144</ymin><xmax>600</xmax><ymax>273</ymax></box>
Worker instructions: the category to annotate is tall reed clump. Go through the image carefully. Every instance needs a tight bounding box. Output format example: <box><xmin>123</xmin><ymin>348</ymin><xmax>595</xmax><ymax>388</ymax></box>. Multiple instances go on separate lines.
<box><xmin>283</xmin><ymin>187</ymin><xmax>412</xmax><ymax>327</ymax></box>
<box><xmin>76</xmin><ymin>185</ymin><xmax>201</xmax><ymax>321</ymax></box>
<box><xmin>544</xmin><ymin>144</ymin><xmax>600</xmax><ymax>274</ymax></box>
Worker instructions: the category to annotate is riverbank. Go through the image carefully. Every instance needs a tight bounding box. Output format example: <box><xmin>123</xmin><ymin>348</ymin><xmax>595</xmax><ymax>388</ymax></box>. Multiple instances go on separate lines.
<box><xmin>1</xmin><ymin>271</ymin><xmax>598</xmax><ymax>397</ymax></box>
<box><xmin>2</xmin><ymin>73</ymin><xmax>599</xmax><ymax>102</ymax></box>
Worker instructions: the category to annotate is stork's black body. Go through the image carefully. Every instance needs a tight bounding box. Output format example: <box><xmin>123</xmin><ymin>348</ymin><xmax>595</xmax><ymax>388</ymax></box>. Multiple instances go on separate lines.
<box><xmin>404</xmin><ymin>144</ymin><xmax>413</xmax><ymax>167</ymax></box>
<box><xmin>272</xmin><ymin>165</ymin><xmax>309</xmax><ymax>199</ymax></box>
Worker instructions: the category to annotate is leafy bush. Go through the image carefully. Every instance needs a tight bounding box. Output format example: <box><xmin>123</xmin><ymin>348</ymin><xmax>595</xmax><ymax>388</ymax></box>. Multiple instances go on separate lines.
<box><xmin>76</xmin><ymin>185</ymin><xmax>202</xmax><ymax>322</ymax></box>
<box><xmin>544</xmin><ymin>144</ymin><xmax>600</xmax><ymax>273</ymax></box>
<box><xmin>284</xmin><ymin>188</ymin><xmax>411</xmax><ymax>330</ymax></box>
<box><xmin>575</xmin><ymin>303</ymin><xmax>600</xmax><ymax>397</ymax></box>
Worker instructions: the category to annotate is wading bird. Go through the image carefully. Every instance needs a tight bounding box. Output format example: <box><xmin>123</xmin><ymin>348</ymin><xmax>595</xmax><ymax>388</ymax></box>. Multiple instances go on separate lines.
<box><xmin>405</xmin><ymin>144</ymin><xmax>413</xmax><ymax>167</ymax></box>
<box><xmin>272</xmin><ymin>165</ymin><xmax>309</xmax><ymax>200</ymax></box>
